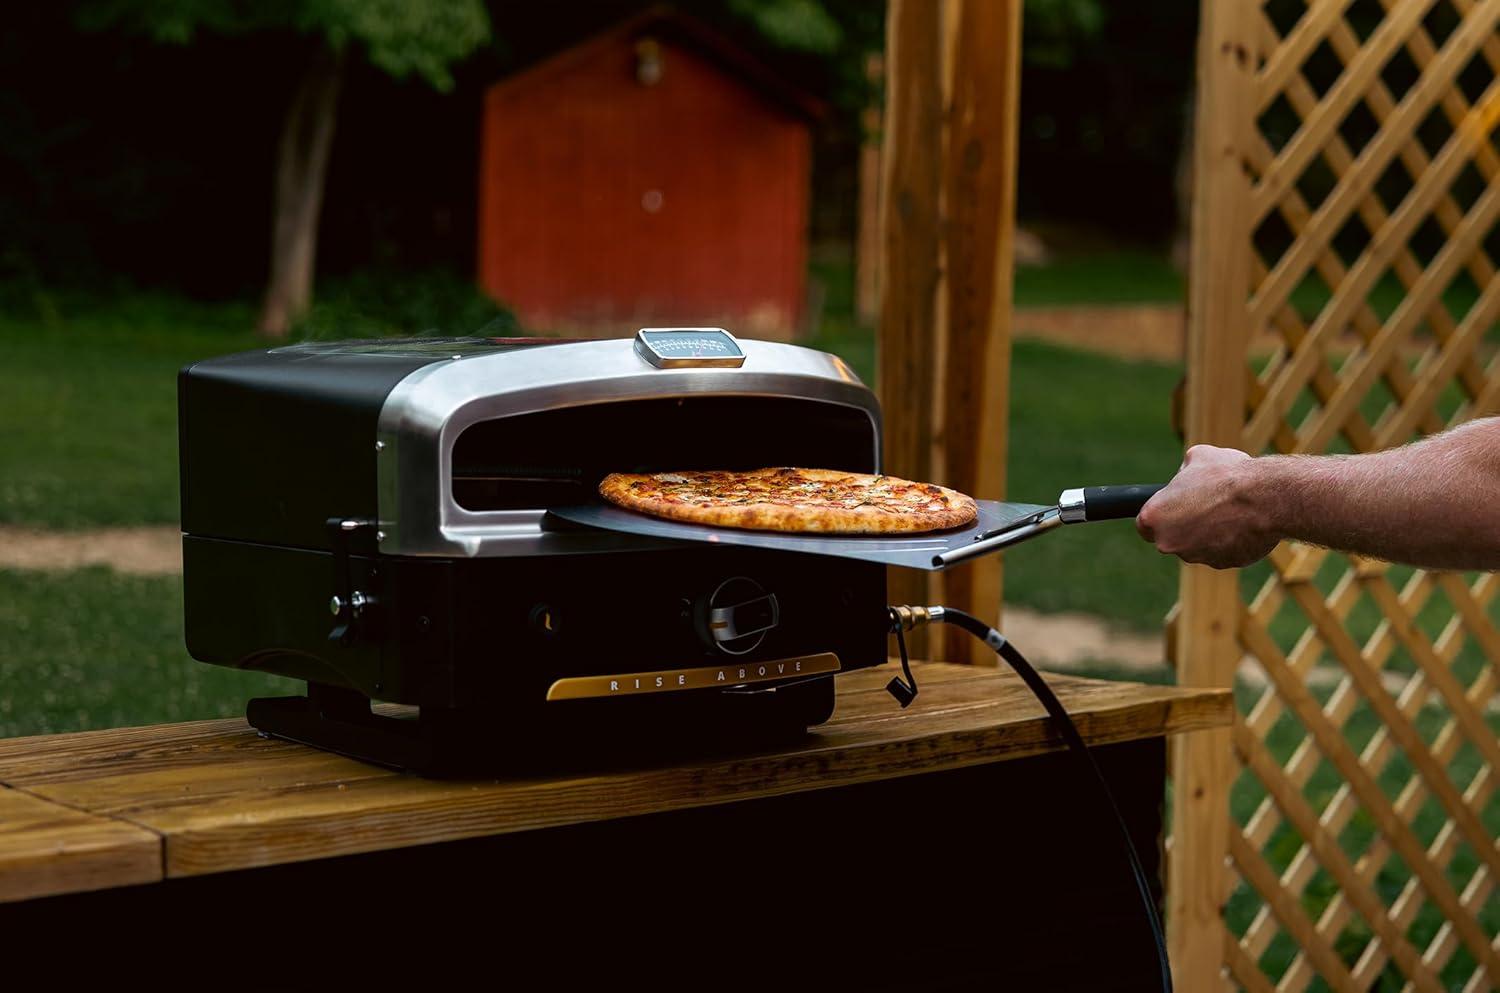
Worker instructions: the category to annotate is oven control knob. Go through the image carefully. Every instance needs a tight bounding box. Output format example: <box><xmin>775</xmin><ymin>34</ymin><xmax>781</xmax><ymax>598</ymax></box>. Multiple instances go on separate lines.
<box><xmin>695</xmin><ymin>577</ymin><xmax>779</xmax><ymax>656</ymax></box>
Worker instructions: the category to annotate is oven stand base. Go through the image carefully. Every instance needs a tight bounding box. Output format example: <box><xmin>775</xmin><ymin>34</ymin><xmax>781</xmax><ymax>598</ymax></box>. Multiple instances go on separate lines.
<box><xmin>247</xmin><ymin>678</ymin><xmax>838</xmax><ymax>777</ymax></box>
<box><xmin>247</xmin><ymin>684</ymin><xmax>437</xmax><ymax>773</ymax></box>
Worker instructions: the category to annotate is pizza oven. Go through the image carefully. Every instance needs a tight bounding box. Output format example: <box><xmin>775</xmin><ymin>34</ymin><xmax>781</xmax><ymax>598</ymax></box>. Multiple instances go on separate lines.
<box><xmin>178</xmin><ymin>330</ymin><xmax>890</xmax><ymax>772</ymax></box>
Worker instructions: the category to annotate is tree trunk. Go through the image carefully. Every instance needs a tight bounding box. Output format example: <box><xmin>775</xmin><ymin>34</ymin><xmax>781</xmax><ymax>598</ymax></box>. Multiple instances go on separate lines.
<box><xmin>257</xmin><ymin>45</ymin><xmax>346</xmax><ymax>339</ymax></box>
<box><xmin>854</xmin><ymin>53</ymin><xmax>884</xmax><ymax>325</ymax></box>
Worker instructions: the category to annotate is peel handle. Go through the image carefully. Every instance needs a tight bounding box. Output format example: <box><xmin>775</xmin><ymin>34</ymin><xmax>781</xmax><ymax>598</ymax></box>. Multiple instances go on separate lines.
<box><xmin>1083</xmin><ymin>483</ymin><xmax>1165</xmax><ymax>520</ymax></box>
<box><xmin>1060</xmin><ymin>484</ymin><xmax>1166</xmax><ymax>523</ymax></box>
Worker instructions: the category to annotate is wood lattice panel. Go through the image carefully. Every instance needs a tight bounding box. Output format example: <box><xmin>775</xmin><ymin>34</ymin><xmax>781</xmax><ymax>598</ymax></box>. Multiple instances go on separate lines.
<box><xmin>1184</xmin><ymin>1</ymin><xmax>1500</xmax><ymax>990</ymax></box>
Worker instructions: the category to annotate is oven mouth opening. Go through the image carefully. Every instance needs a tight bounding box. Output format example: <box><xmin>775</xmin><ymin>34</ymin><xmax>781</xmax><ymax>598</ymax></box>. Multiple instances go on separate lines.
<box><xmin>452</xmin><ymin>466</ymin><xmax>588</xmax><ymax>512</ymax></box>
<box><xmin>448</xmin><ymin>395</ymin><xmax>878</xmax><ymax>514</ymax></box>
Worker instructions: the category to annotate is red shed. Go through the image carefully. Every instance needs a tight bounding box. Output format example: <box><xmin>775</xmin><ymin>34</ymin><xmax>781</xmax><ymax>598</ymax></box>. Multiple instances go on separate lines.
<box><xmin>477</xmin><ymin>10</ymin><xmax>820</xmax><ymax>338</ymax></box>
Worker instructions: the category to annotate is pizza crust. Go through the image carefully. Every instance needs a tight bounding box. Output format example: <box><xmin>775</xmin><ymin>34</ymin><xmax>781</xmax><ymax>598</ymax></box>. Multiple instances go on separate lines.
<box><xmin>598</xmin><ymin>467</ymin><xmax>977</xmax><ymax>534</ymax></box>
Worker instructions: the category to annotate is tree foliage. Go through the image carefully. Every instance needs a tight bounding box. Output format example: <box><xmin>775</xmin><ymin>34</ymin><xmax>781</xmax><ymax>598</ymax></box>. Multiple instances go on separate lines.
<box><xmin>76</xmin><ymin>0</ymin><xmax>490</xmax><ymax>90</ymax></box>
<box><xmin>725</xmin><ymin>0</ymin><xmax>842</xmax><ymax>54</ymax></box>
<box><xmin>1023</xmin><ymin>0</ymin><xmax>1104</xmax><ymax>68</ymax></box>
<box><xmin>725</xmin><ymin>0</ymin><xmax>884</xmax><ymax>124</ymax></box>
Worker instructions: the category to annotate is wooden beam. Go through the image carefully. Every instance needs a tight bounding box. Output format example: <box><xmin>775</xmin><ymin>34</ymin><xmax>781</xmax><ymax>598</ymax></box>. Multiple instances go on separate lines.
<box><xmin>1167</xmin><ymin>1</ymin><xmax>1259</xmax><ymax>989</ymax></box>
<box><xmin>878</xmin><ymin>0</ymin><xmax>1021</xmax><ymax>661</ymax></box>
<box><xmin>933</xmin><ymin>0</ymin><xmax>1022</xmax><ymax>664</ymax></box>
<box><xmin>877</xmin><ymin>0</ymin><xmax>945</xmax><ymax>657</ymax></box>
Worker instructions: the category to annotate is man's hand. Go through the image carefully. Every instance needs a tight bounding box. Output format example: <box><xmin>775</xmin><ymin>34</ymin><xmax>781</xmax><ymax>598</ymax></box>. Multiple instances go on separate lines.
<box><xmin>1136</xmin><ymin>445</ymin><xmax>1277</xmax><ymax>569</ymax></box>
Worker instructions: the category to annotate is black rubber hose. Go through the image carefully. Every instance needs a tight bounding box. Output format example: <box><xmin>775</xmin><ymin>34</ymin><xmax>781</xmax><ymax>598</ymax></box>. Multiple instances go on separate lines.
<box><xmin>936</xmin><ymin>606</ymin><xmax>1173</xmax><ymax>993</ymax></box>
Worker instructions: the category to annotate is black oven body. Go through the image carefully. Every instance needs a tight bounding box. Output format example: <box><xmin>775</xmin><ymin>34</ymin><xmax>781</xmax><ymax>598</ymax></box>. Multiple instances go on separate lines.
<box><xmin>178</xmin><ymin>340</ymin><xmax>887</xmax><ymax>773</ymax></box>
<box><xmin>182</xmin><ymin>538</ymin><xmax>887</xmax><ymax>771</ymax></box>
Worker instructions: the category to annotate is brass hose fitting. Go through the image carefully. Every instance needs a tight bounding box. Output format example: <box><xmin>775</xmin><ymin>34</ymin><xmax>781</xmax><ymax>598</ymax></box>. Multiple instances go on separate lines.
<box><xmin>888</xmin><ymin>604</ymin><xmax>945</xmax><ymax>632</ymax></box>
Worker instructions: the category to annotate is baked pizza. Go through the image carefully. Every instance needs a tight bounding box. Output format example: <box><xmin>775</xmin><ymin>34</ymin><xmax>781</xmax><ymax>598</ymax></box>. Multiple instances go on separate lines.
<box><xmin>598</xmin><ymin>467</ymin><xmax>978</xmax><ymax>534</ymax></box>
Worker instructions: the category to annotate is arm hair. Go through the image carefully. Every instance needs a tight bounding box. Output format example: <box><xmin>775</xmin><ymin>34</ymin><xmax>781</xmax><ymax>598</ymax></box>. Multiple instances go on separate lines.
<box><xmin>1248</xmin><ymin>417</ymin><xmax>1500</xmax><ymax>570</ymax></box>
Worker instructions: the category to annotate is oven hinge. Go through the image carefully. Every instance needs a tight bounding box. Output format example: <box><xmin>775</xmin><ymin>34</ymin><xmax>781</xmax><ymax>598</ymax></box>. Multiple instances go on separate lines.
<box><xmin>326</xmin><ymin>517</ymin><xmax>378</xmax><ymax>643</ymax></box>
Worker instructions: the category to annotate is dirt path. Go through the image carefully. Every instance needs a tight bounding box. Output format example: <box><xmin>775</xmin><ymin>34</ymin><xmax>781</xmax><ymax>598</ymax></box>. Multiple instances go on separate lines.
<box><xmin>1002</xmin><ymin>606</ymin><xmax>1166</xmax><ymax>673</ymax></box>
<box><xmin>1014</xmin><ymin>304</ymin><xmax>1186</xmax><ymax>362</ymax></box>
<box><xmin>1015</xmin><ymin>302</ymin><xmax>1454</xmax><ymax>364</ymax></box>
<box><xmin>0</xmin><ymin>525</ymin><xmax>182</xmax><ymax>575</ymax></box>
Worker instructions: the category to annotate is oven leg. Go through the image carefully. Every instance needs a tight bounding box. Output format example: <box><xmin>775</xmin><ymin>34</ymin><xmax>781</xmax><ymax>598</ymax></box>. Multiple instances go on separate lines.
<box><xmin>247</xmin><ymin>684</ymin><xmax>438</xmax><ymax>773</ymax></box>
<box><xmin>246</xmin><ymin>675</ymin><xmax>840</xmax><ymax>777</ymax></box>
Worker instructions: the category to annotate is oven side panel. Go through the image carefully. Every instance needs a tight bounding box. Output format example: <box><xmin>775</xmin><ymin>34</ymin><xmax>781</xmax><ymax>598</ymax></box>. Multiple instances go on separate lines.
<box><xmin>181</xmin><ymin>537</ymin><xmax>388</xmax><ymax>694</ymax></box>
<box><xmin>178</xmin><ymin>351</ymin><xmax>438</xmax><ymax>552</ymax></box>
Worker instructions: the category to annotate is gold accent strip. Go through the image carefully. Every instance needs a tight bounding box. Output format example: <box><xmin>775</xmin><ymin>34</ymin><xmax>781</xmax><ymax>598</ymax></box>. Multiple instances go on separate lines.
<box><xmin>545</xmin><ymin>652</ymin><xmax>842</xmax><ymax>701</ymax></box>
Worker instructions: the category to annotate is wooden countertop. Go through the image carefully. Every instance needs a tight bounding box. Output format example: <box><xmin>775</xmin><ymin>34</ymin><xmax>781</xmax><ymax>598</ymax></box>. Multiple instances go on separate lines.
<box><xmin>0</xmin><ymin>662</ymin><xmax>1231</xmax><ymax>902</ymax></box>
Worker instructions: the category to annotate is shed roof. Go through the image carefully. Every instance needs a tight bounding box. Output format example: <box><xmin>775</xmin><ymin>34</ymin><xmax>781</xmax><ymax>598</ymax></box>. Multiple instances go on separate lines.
<box><xmin>483</xmin><ymin>5</ymin><xmax>826</xmax><ymax>122</ymax></box>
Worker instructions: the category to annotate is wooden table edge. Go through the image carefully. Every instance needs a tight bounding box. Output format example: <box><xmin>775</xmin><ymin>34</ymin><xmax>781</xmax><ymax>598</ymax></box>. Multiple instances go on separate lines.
<box><xmin>0</xmin><ymin>667</ymin><xmax>1234</xmax><ymax>892</ymax></box>
<box><xmin>0</xmin><ymin>785</ymin><xmax>162</xmax><ymax>903</ymax></box>
<box><xmin>156</xmin><ymin>686</ymin><xmax>1232</xmax><ymax>878</ymax></box>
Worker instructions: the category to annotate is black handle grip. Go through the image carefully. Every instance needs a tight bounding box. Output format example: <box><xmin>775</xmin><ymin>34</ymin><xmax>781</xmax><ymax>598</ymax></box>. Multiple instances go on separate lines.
<box><xmin>1083</xmin><ymin>484</ymin><xmax>1166</xmax><ymax>521</ymax></box>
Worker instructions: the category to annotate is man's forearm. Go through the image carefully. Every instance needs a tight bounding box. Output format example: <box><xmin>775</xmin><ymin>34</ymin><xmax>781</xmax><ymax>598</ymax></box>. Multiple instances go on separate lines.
<box><xmin>1244</xmin><ymin>418</ymin><xmax>1500</xmax><ymax>570</ymax></box>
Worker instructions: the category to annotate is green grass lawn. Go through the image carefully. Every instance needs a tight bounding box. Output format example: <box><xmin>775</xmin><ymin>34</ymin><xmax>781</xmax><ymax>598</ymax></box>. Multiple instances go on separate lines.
<box><xmin>1015</xmin><ymin>252</ymin><xmax>1186</xmax><ymax>307</ymax></box>
<box><xmin>0</xmin><ymin>568</ymin><xmax>295</xmax><ymax>738</ymax></box>
<box><xmin>810</xmin><ymin>247</ymin><xmax>1188</xmax><ymax>319</ymax></box>
<box><xmin>0</xmin><ymin>271</ymin><xmax>511</xmax><ymax>527</ymax></box>
<box><xmin>0</xmin><ymin>296</ymin><xmax>264</xmax><ymax>527</ymax></box>
<box><xmin>1002</xmin><ymin>341</ymin><xmax>1185</xmax><ymax>625</ymax></box>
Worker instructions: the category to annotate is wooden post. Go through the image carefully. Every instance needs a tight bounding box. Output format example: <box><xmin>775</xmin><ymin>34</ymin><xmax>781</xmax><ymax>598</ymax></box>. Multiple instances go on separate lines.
<box><xmin>878</xmin><ymin>0</ymin><xmax>1021</xmax><ymax>661</ymax></box>
<box><xmin>878</xmin><ymin>0</ymin><xmax>945</xmax><ymax>657</ymax></box>
<box><xmin>933</xmin><ymin>0</ymin><xmax>1022</xmax><ymax>664</ymax></box>
<box><xmin>1167</xmin><ymin>2</ymin><xmax>1258</xmax><ymax>989</ymax></box>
